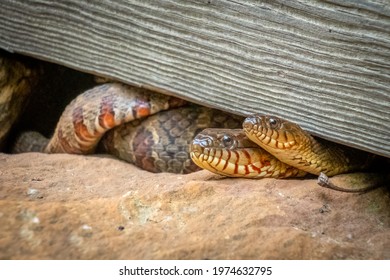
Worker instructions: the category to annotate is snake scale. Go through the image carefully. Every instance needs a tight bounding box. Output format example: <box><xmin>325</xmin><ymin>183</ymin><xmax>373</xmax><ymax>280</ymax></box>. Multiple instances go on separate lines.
<box><xmin>13</xmin><ymin>82</ymin><xmax>244</xmax><ymax>173</ymax></box>
<box><xmin>12</xmin><ymin>81</ymin><xmax>374</xmax><ymax>179</ymax></box>
<box><xmin>0</xmin><ymin>52</ymin><xmax>40</xmax><ymax>150</ymax></box>
<box><xmin>190</xmin><ymin>116</ymin><xmax>374</xmax><ymax>178</ymax></box>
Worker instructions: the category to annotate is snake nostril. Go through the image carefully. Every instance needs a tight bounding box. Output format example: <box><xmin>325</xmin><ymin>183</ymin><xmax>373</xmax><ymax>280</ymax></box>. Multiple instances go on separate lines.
<box><xmin>243</xmin><ymin>121</ymin><xmax>251</xmax><ymax>131</ymax></box>
<box><xmin>190</xmin><ymin>143</ymin><xmax>203</xmax><ymax>156</ymax></box>
<box><xmin>244</xmin><ymin>114</ymin><xmax>262</xmax><ymax>125</ymax></box>
<box><xmin>192</xmin><ymin>137</ymin><xmax>210</xmax><ymax>148</ymax></box>
<box><xmin>243</xmin><ymin>117</ymin><xmax>256</xmax><ymax>131</ymax></box>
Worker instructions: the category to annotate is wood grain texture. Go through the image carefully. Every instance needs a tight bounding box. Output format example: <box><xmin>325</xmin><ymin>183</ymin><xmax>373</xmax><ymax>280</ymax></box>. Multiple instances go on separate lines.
<box><xmin>0</xmin><ymin>0</ymin><xmax>389</xmax><ymax>157</ymax></box>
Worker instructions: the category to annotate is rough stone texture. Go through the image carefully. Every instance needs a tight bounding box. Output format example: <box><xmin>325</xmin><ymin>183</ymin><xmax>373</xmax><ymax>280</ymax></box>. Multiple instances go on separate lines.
<box><xmin>0</xmin><ymin>153</ymin><xmax>389</xmax><ymax>260</ymax></box>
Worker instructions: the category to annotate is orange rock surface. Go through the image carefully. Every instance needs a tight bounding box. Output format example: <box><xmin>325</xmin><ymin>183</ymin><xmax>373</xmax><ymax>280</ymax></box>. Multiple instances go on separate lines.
<box><xmin>0</xmin><ymin>153</ymin><xmax>389</xmax><ymax>259</ymax></box>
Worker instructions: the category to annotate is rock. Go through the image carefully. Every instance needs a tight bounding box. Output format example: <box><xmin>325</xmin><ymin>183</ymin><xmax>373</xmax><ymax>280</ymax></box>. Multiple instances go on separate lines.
<box><xmin>0</xmin><ymin>153</ymin><xmax>389</xmax><ymax>259</ymax></box>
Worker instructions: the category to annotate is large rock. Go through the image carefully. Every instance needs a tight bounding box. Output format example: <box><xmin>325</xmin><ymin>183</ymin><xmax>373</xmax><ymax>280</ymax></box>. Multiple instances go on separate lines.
<box><xmin>0</xmin><ymin>153</ymin><xmax>389</xmax><ymax>259</ymax></box>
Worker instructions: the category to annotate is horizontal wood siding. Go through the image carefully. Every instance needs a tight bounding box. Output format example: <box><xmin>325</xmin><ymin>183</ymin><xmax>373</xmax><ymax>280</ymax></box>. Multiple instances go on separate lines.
<box><xmin>0</xmin><ymin>0</ymin><xmax>389</xmax><ymax>156</ymax></box>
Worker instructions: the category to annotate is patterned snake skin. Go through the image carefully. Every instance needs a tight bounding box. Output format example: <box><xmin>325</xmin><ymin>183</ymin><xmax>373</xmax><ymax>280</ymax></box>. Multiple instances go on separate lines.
<box><xmin>9</xmin><ymin>75</ymin><xmax>374</xmax><ymax>177</ymax></box>
<box><xmin>0</xmin><ymin>53</ymin><xmax>40</xmax><ymax>150</ymax></box>
<box><xmin>13</xmin><ymin>82</ymin><xmax>244</xmax><ymax>173</ymax></box>
<box><xmin>190</xmin><ymin>115</ymin><xmax>374</xmax><ymax>178</ymax></box>
<box><xmin>190</xmin><ymin>128</ymin><xmax>307</xmax><ymax>178</ymax></box>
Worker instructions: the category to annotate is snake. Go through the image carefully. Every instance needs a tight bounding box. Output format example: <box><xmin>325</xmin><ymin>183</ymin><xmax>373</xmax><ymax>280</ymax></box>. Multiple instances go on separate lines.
<box><xmin>11</xmin><ymin>79</ymin><xmax>374</xmax><ymax>178</ymax></box>
<box><xmin>12</xmin><ymin>82</ymin><xmax>244</xmax><ymax>173</ymax></box>
<box><xmin>190</xmin><ymin>115</ymin><xmax>374</xmax><ymax>178</ymax></box>
<box><xmin>0</xmin><ymin>52</ymin><xmax>40</xmax><ymax>150</ymax></box>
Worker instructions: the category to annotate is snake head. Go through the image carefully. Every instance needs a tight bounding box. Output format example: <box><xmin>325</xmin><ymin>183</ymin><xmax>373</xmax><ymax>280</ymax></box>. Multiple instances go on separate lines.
<box><xmin>191</xmin><ymin>128</ymin><xmax>257</xmax><ymax>157</ymax></box>
<box><xmin>190</xmin><ymin>128</ymin><xmax>270</xmax><ymax>177</ymax></box>
<box><xmin>243</xmin><ymin>114</ymin><xmax>310</xmax><ymax>153</ymax></box>
<box><xmin>190</xmin><ymin>127</ymin><xmax>307</xmax><ymax>178</ymax></box>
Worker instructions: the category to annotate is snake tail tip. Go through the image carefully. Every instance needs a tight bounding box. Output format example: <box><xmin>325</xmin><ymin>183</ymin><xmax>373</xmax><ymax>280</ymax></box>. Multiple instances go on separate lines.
<box><xmin>317</xmin><ymin>172</ymin><xmax>329</xmax><ymax>187</ymax></box>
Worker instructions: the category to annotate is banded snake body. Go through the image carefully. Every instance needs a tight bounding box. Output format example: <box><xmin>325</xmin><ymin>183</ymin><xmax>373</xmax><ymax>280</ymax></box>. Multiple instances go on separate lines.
<box><xmin>190</xmin><ymin>116</ymin><xmax>374</xmax><ymax>179</ymax></box>
<box><xmin>14</xmin><ymin>82</ymin><xmax>374</xmax><ymax>181</ymax></box>
<box><xmin>14</xmin><ymin>83</ymin><xmax>243</xmax><ymax>173</ymax></box>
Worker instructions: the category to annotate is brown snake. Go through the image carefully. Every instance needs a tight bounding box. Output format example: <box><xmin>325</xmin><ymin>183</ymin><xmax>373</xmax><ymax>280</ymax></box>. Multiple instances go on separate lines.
<box><xmin>13</xmin><ymin>81</ymin><xmax>374</xmax><ymax>180</ymax></box>
<box><xmin>190</xmin><ymin>115</ymin><xmax>374</xmax><ymax>179</ymax></box>
<box><xmin>13</xmin><ymin>82</ymin><xmax>243</xmax><ymax>173</ymax></box>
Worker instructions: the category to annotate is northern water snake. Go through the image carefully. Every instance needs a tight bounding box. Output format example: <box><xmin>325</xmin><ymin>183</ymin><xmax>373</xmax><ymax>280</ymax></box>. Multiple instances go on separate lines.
<box><xmin>12</xmin><ymin>81</ymin><xmax>374</xmax><ymax>179</ymax></box>
<box><xmin>190</xmin><ymin>115</ymin><xmax>374</xmax><ymax>179</ymax></box>
<box><xmin>13</xmin><ymin>82</ymin><xmax>244</xmax><ymax>173</ymax></box>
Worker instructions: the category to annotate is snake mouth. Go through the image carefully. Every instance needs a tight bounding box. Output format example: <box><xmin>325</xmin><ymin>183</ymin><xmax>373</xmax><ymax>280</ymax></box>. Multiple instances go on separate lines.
<box><xmin>190</xmin><ymin>128</ymin><xmax>297</xmax><ymax>178</ymax></box>
<box><xmin>243</xmin><ymin>114</ymin><xmax>297</xmax><ymax>151</ymax></box>
<box><xmin>190</xmin><ymin>139</ymin><xmax>306</xmax><ymax>178</ymax></box>
<box><xmin>190</xmin><ymin>145</ymin><xmax>267</xmax><ymax>177</ymax></box>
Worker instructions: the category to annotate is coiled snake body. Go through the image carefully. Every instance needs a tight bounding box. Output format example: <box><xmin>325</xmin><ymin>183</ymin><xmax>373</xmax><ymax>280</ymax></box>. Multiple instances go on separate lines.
<box><xmin>14</xmin><ymin>83</ymin><xmax>244</xmax><ymax>173</ymax></box>
<box><xmin>14</xmin><ymin>82</ymin><xmax>373</xmax><ymax>178</ymax></box>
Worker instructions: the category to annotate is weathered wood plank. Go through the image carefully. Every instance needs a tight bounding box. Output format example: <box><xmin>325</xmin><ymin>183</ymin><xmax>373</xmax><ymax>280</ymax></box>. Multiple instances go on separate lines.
<box><xmin>0</xmin><ymin>0</ymin><xmax>389</xmax><ymax>157</ymax></box>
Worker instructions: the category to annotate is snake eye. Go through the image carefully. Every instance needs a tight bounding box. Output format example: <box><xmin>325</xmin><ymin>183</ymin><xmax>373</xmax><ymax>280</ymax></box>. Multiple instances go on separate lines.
<box><xmin>268</xmin><ymin>118</ymin><xmax>278</xmax><ymax>128</ymax></box>
<box><xmin>222</xmin><ymin>135</ymin><xmax>234</xmax><ymax>147</ymax></box>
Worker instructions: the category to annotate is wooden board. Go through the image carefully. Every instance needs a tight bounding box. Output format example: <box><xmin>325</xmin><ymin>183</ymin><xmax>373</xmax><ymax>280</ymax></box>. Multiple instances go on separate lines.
<box><xmin>0</xmin><ymin>0</ymin><xmax>389</xmax><ymax>157</ymax></box>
